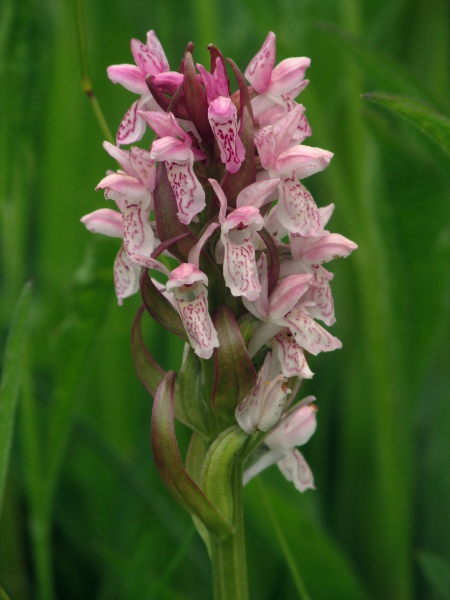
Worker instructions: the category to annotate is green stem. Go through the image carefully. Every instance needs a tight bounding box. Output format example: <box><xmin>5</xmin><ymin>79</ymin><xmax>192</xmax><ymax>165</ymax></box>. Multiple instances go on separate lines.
<box><xmin>210</xmin><ymin>465</ymin><xmax>248</xmax><ymax>600</ymax></box>
<box><xmin>74</xmin><ymin>0</ymin><xmax>114</xmax><ymax>143</ymax></box>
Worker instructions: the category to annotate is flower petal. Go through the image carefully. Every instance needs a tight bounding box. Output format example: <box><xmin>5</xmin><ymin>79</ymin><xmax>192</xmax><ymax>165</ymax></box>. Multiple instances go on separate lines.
<box><xmin>165</xmin><ymin>156</ymin><xmax>206</xmax><ymax>225</ymax></box>
<box><xmin>122</xmin><ymin>205</ymin><xmax>155</xmax><ymax>258</ymax></box>
<box><xmin>145</xmin><ymin>30</ymin><xmax>170</xmax><ymax>73</ymax></box>
<box><xmin>284</xmin><ymin>308</ymin><xmax>342</xmax><ymax>355</ymax></box>
<box><xmin>221</xmin><ymin>231</ymin><xmax>261</xmax><ymax>301</ymax></box>
<box><xmin>273</xmin><ymin>145</ymin><xmax>333</xmax><ymax>178</ymax></box>
<box><xmin>268</xmin><ymin>57</ymin><xmax>310</xmax><ymax>95</ymax></box>
<box><xmin>80</xmin><ymin>208</ymin><xmax>123</xmax><ymax>238</ymax></box>
<box><xmin>129</xmin><ymin>146</ymin><xmax>156</xmax><ymax>192</ymax></box>
<box><xmin>277</xmin><ymin>449</ymin><xmax>315</xmax><ymax>492</ymax></box>
<box><xmin>107</xmin><ymin>64</ymin><xmax>148</xmax><ymax>94</ymax></box>
<box><xmin>208</xmin><ymin>96</ymin><xmax>245</xmax><ymax>173</ymax></box>
<box><xmin>131</xmin><ymin>34</ymin><xmax>169</xmax><ymax>76</ymax></box>
<box><xmin>302</xmin><ymin>233</ymin><xmax>358</xmax><ymax>264</ymax></box>
<box><xmin>116</xmin><ymin>100</ymin><xmax>147</xmax><ymax>146</ymax></box>
<box><xmin>244</xmin><ymin>31</ymin><xmax>276</xmax><ymax>94</ymax></box>
<box><xmin>272</xmin><ymin>330</ymin><xmax>314</xmax><ymax>379</ymax></box>
<box><xmin>173</xmin><ymin>283</ymin><xmax>219</xmax><ymax>359</ymax></box>
<box><xmin>268</xmin><ymin>273</ymin><xmax>312</xmax><ymax>320</ymax></box>
<box><xmin>277</xmin><ymin>179</ymin><xmax>322</xmax><ymax>236</ymax></box>
<box><xmin>302</xmin><ymin>265</ymin><xmax>335</xmax><ymax>326</ymax></box>
<box><xmin>114</xmin><ymin>245</ymin><xmax>141</xmax><ymax>305</ymax></box>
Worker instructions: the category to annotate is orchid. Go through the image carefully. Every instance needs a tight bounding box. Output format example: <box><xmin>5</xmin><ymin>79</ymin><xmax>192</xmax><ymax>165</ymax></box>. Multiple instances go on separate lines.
<box><xmin>80</xmin><ymin>30</ymin><xmax>357</xmax><ymax>600</ymax></box>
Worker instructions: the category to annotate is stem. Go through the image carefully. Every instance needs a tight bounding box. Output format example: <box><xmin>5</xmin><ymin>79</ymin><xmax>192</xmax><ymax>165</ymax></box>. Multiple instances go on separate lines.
<box><xmin>210</xmin><ymin>464</ymin><xmax>248</xmax><ymax>600</ymax></box>
<box><xmin>74</xmin><ymin>0</ymin><xmax>114</xmax><ymax>143</ymax></box>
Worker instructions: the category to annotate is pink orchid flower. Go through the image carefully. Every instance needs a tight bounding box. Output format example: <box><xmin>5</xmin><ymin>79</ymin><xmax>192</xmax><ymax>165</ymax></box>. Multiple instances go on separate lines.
<box><xmin>244</xmin><ymin>254</ymin><xmax>342</xmax><ymax>371</ymax></box>
<box><xmin>243</xmin><ymin>399</ymin><xmax>317</xmax><ymax>493</ymax></box>
<box><xmin>197</xmin><ymin>59</ymin><xmax>245</xmax><ymax>173</ymax></box>
<box><xmin>244</xmin><ymin>32</ymin><xmax>310</xmax><ymax>126</ymax></box>
<box><xmin>107</xmin><ymin>30</ymin><xmax>180</xmax><ymax>145</ymax></box>
<box><xmin>139</xmin><ymin>110</ymin><xmax>207</xmax><ymax>225</ymax></box>
<box><xmin>209</xmin><ymin>178</ymin><xmax>280</xmax><ymax>301</ymax></box>
<box><xmin>235</xmin><ymin>352</ymin><xmax>290</xmax><ymax>434</ymax></box>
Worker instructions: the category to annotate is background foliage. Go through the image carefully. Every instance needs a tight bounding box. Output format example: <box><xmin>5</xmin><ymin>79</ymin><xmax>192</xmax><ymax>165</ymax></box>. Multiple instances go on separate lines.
<box><xmin>1</xmin><ymin>0</ymin><xmax>449</xmax><ymax>598</ymax></box>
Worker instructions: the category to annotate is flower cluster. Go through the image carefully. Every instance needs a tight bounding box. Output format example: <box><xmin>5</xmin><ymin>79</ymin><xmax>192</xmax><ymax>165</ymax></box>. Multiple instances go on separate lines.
<box><xmin>81</xmin><ymin>31</ymin><xmax>357</xmax><ymax>493</ymax></box>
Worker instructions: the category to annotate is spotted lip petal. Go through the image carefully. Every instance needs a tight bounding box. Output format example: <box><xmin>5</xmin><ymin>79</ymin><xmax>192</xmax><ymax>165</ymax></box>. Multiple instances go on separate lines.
<box><xmin>114</xmin><ymin>245</ymin><xmax>141</xmax><ymax>305</ymax></box>
<box><xmin>277</xmin><ymin>179</ymin><xmax>322</xmax><ymax>237</ymax></box>
<box><xmin>283</xmin><ymin>308</ymin><xmax>342</xmax><ymax>355</ymax></box>
<box><xmin>122</xmin><ymin>205</ymin><xmax>155</xmax><ymax>259</ymax></box>
<box><xmin>172</xmin><ymin>283</ymin><xmax>219</xmax><ymax>359</ymax></box>
<box><xmin>271</xmin><ymin>330</ymin><xmax>314</xmax><ymax>379</ymax></box>
<box><xmin>208</xmin><ymin>96</ymin><xmax>245</xmax><ymax>174</ymax></box>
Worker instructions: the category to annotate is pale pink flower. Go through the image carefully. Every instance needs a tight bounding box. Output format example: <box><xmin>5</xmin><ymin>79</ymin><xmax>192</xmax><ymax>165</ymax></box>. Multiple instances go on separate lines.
<box><xmin>235</xmin><ymin>352</ymin><xmax>290</xmax><ymax>434</ymax></box>
<box><xmin>243</xmin><ymin>399</ymin><xmax>317</xmax><ymax>493</ymax></box>
<box><xmin>140</xmin><ymin>110</ymin><xmax>207</xmax><ymax>225</ymax></box>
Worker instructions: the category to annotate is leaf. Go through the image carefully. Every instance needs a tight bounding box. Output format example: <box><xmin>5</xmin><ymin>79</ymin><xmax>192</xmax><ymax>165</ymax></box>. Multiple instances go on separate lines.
<box><xmin>151</xmin><ymin>372</ymin><xmax>233</xmax><ymax>539</ymax></box>
<box><xmin>174</xmin><ymin>345</ymin><xmax>210</xmax><ymax>437</ymax></box>
<box><xmin>364</xmin><ymin>93</ymin><xmax>450</xmax><ymax>157</ymax></box>
<box><xmin>0</xmin><ymin>585</ymin><xmax>11</xmax><ymax>600</ymax></box>
<box><xmin>210</xmin><ymin>306</ymin><xmax>256</xmax><ymax>420</ymax></box>
<box><xmin>417</xmin><ymin>551</ymin><xmax>450</xmax><ymax>600</ymax></box>
<box><xmin>130</xmin><ymin>305</ymin><xmax>165</xmax><ymax>398</ymax></box>
<box><xmin>0</xmin><ymin>281</ymin><xmax>31</xmax><ymax>515</ymax></box>
<box><xmin>140</xmin><ymin>270</ymin><xmax>188</xmax><ymax>342</ymax></box>
<box><xmin>201</xmin><ymin>425</ymin><xmax>248</xmax><ymax>522</ymax></box>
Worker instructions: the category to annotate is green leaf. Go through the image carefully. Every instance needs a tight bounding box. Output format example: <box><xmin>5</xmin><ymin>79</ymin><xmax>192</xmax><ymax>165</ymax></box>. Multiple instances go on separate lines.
<box><xmin>0</xmin><ymin>281</ymin><xmax>31</xmax><ymax>515</ymax></box>
<box><xmin>364</xmin><ymin>93</ymin><xmax>450</xmax><ymax>156</ymax></box>
<box><xmin>0</xmin><ymin>585</ymin><xmax>11</xmax><ymax>600</ymax></box>
<box><xmin>151</xmin><ymin>371</ymin><xmax>233</xmax><ymax>539</ymax></box>
<box><xmin>201</xmin><ymin>425</ymin><xmax>248</xmax><ymax>522</ymax></box>
<box><xmin>211</xmin><ymin>306</ymin><xmax>256</xmax><ymax>419</ymax></box>
<box><xmin>174</xmin><ymin>345</ymin><xmax>210</xmax><ymax>437</ymax></box>
<box><xmin>417</xmin><ymin>551</ymin><xmax>450</xmax><ymax>600</ymax></box>
<box><xmin>130</xmin><ymin>304</ymin><xmax>165</xmax><ymax>398</ymax></box>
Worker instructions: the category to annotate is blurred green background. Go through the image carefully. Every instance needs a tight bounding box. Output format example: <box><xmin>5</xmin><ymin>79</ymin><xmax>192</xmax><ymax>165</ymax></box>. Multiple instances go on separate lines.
<box><xmin>1</xmin><ymin>0</ymin><xmax>449</xmax><ymax>598</ymax></box>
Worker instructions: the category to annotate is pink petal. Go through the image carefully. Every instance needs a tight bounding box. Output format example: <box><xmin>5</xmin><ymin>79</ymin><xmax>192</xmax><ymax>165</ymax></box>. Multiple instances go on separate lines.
<box><xmin>272</xmin><ymin>104</ymin><xmax>307</xmax><ymax>155</ymax></box>
<box><xmin>208</xmin><ymin>96</ymin><xmax>245</xmax><ymax>174</ymax></box>
<box><xmin>166</xmin><ymin>156</ymin><xmax>206</xmax><ymax>224</ymax></box>
<box><xmin>242</xmin><ymin>253</ymin><xmax>270</xmax><ymax>320</ymax></box>
<box><xmin>222</xmin><ymin>206</ymin><xmax>264</xmax><ymax>233</ymax></box>
<box><xmin>173</xmin><ymin>284</ymin><xmax>219</xmax><ymax>359</ymax></box>
<box><xmin>107</xmin><ymin>64</ymin><xmax>148</xmax><ymax>94</ymax></box>
<box><xmin>254</xmin><ymin>126</ymin><xmax>277</xmax><ymax>170</ymax></box>
<box><xmin>277</xmin><ymin>179</ymin><xmax>322</xmax><ymax>236</ymax></box>
<box><xmin>277</xmin><ymin>449</ymin><xmax>315</xmax><ymax>492</ymax></box>
<box><xmin>272</xmin><ymin>330</ymin><xmax>314</xmax><ymax>379</ymax></box>
<box><xmin>267</xmin><ymin>402</ymin><xmax>317</xmax><ymax>449</ymax></box>
<box><xmin>152</xmin><ymin>71</ymin><xmax>184</xmax><ymax>95</ymax></box>
<box><xmin>139</xmin><ymin>110</ymin><xmax>189</xmax><ymax>143</ymax></box>
<box><xmin>145</xmin><ymin>30</ymin><xmax>170</xmax><ymax>73</ymax></box>
<box><xmin>114</xmin><ymin>245</ymin><xmax>141</xmax><ymax>305</ymax></box>
<box><xmin>122</xmin><ymin>205</ymin><xmax>155</xmax><ymax>258</ymax></box>
<box><xmin>129</xmin><ymin>147</ymin><xmax>156</xmax><ymax>192</ymax></box>
<box><xmin>221</xmin><ymin>231</ymin><xmax>261</xmax><ymax>301</ymax></box>
<box><xmin>284</xmin><ymin>308</ymin><xmax>342</xmax><ymax>355</ymax></box>
<box><xmin>268</xmin><ymin>273</ymin><xmax>312</xmax><ymax>321</ymax></box>
<box><xmin>244</xmin><ymin>32</ymin><xmax>276</xmax><ymax>94</ymax></box>
<box><xmin>116</xmin><ymin>100</ymin><xmax>147</xmax><ymax>146</ymax></box>
<box><xmin>150</xmin><ymin>137</ymin><xmax>191</xmax><ymax>162</ymax></box>
<box><xmin>273</xmin><ymin>145</ymin><xmax>333</xmax><ymax>178</ymax></box>
<box><xmin>103</xmin><ymin>141</ymin><xmax>131</xmax><ymax>173</ymax></box>
<box><xmin>268</xmin><ymin>57</ymin><xmax>310</xmax><ymax>95</ymax></box>
<box><xmin>302</xmin><ymin>265</ymin><xmax>335</xmax><ymax>326</ymax></box>
<box><xmin>131</xmin><ymin>36</ymin><xmax>168</xmax><ymax>76</ymax></box>
<box><xmin>96</xmin><ymin>173</ymin><xmax>151</xmax><ymax>206</ymax></box>
<box><xmin>302</xmin><ymin>233</ymin><xmax>358</xmax><ymax>264</ymax></box>
<box><xmin>236</xmin><ymin>179</ymin><xmax>280</xmax><ymax>209</ymax></box>
<box><xmin>235</xmin><ymin>356</ymin><xmax>268</xmax><ymax>434</ymax></box>
<box><xmin>81</xmin><ymin>208</ymin><xmax>123</xmax><ymax>238</ymax></box>
<box><xmin>166</xmin><ymin>263</ymin><xmax>208</xmax><ymax>291</ymax></box>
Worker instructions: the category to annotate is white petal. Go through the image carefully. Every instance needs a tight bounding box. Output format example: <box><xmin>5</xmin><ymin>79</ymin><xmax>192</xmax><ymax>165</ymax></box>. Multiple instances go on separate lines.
<box><xmin>272</xmin><ymin>330</ymin><xmax>314</xmax><ymax>378</ymax></box>
<box><xmin>221</xmin><ymin>231</ymin><xmax>261</xmax><ymax>301</ymax></box>
<box><xmin>122</xmin><ymin>205</ymin><xmax>155</xmax><ymax>258</ymax></box>
<box><xmin>277</xmin><ymin>449</ymin><xmax>315</xmax><ymax>492</ymax></box>
<box><xmin>277</xmin><ymin>179</ymin><xmax>322</xmax><ymax>236</ymax></box>
<box><xmin>284</xmin><ymin>308</ymin><xmax>342</xmax><ymax>355</ymax></box>
<box><xmin>113</xmin><ymin>245</ymin><xmax>140</xmax><ymax>305</ymax></box>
